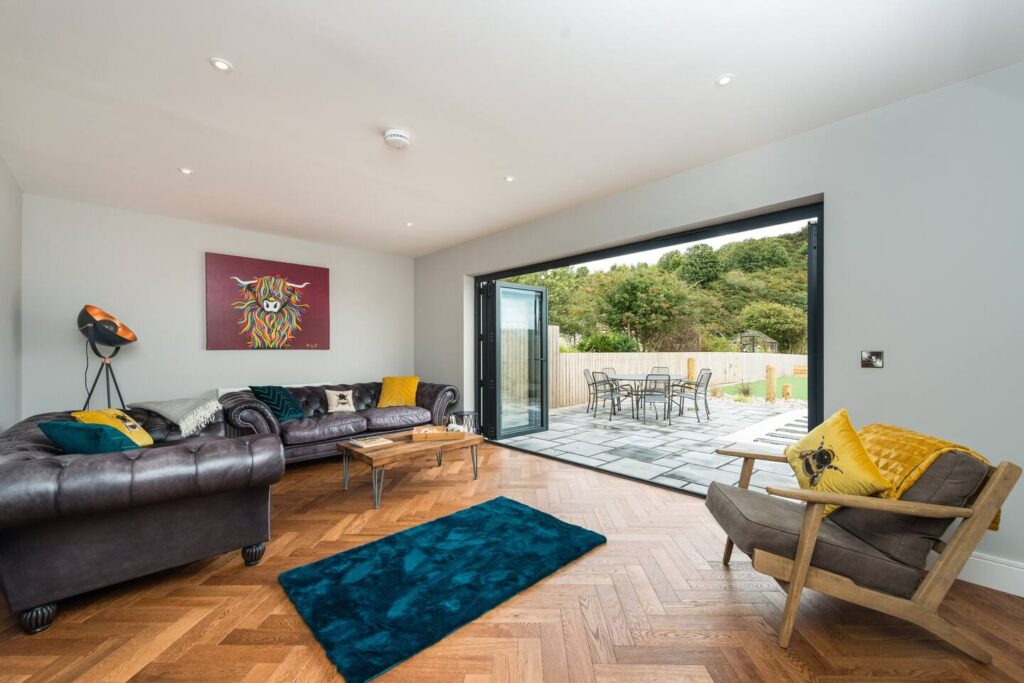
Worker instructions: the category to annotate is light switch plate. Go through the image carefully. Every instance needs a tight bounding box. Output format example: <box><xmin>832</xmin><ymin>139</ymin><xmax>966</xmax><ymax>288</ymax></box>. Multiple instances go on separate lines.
<box><xmin>861</xmin><ymin>351</ymin><xmax>884</xmax><ymax>368</ymax></box>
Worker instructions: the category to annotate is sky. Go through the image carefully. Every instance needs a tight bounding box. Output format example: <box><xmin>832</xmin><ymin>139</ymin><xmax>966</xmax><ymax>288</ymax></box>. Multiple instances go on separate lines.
<box><xmin>580</xmin><ymin>218</ymin><xmax>810</xmax><ymax>272</ymax></box>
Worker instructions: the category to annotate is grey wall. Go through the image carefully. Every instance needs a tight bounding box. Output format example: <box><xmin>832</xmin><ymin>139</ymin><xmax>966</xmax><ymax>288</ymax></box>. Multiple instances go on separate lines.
<box><xmin>0</xmin><ymin>156</ymin><xmax>21</xmax><ymax>429</ymax></box>
<box><xmin>21</xmin><ymin>196</ymin><xmax>415</xmax><ymax>414</ymax></box>
<box><xmin>414</xmin><ymin>61</ymin><xmax>1024</xmax><ymax>590</ymax></box>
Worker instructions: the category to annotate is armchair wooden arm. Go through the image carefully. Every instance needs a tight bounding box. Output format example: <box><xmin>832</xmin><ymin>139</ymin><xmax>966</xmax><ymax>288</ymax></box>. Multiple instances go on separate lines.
<box><xmin>715</xmin><ymin>447</ymin><xmax>788</xmax><ymax>463</ymax></box>
<box><xmin>765</xmin><ymin>487</ymin><xmax>974</xmax><ymax>519</ymax></box>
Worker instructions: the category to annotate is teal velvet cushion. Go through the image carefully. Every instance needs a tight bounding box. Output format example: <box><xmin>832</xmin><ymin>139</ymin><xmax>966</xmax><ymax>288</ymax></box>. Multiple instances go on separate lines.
<box><xmin>249</xmin><ymin>385</ymin><xmax>304</xmax><ymax>422</ymax></box>
<box><xmin>38</xmin><ymin>421</ymin><xmax>139</xmax><ymax>454</ymax></box>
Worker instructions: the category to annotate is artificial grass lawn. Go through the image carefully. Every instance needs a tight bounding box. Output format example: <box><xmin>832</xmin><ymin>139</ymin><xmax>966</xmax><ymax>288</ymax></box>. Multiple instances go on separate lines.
<box><xmin>721</xmin><ymin>375</ymin><xmax>807</xmax><ymax>401</ymax></box>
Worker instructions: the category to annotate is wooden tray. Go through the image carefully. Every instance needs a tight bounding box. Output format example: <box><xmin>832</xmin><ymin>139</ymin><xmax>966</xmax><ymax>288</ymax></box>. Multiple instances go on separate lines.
<box><xmin>411</xmin><ymin>426</ymin><xmax>470</xmax><ymax>441</ymax></box>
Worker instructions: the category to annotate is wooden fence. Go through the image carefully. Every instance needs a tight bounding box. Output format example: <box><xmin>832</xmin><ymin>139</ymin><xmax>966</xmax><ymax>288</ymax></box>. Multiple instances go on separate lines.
<box><xmin>500</xmin><ymin>325</ymin><xmax>807</xmax><ymax>409</ymax></box>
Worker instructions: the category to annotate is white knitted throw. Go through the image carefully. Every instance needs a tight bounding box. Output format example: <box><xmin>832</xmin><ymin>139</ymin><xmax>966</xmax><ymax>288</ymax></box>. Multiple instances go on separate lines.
<box><xmin>130</xmin><ymin>398</ymin><xmax>223</xmax><ymax>438</ymax></box>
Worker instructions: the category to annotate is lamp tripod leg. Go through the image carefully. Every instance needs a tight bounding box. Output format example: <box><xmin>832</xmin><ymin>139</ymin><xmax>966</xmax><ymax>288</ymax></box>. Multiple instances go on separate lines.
<box><xmin>84</xmin><ymin>364</ymin><xmax>105</xmax><ymax>410</ymax></box>
<box><xmin>107</xmin><ymin>363</ymin><xmax>128</xmax><ymax>410</ymax></box>
<box><xmin>105</xmin><ymin>362</ymin><xmax>112</xmax><ymax>409</ymax></box>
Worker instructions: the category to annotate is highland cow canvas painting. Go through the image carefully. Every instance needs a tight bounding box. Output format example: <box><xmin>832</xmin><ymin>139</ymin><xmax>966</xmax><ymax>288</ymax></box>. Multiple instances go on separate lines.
<box><xmin>205</xmin><ymin>252</ymin><xmax>330</xmax><ymax>350</ymax></box>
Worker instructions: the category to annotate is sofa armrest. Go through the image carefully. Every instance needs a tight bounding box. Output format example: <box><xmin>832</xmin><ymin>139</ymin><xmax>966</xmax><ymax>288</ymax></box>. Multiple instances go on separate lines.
<box><xmin>0</xmin><ymin>434</ymin><xmax>285</xmax><ymax>531</ymax></box>
<box><xmin>220</xmin><ymin>390</ymin><xmax>280</xmax><ymax>435</ymax></box>
<box><xmin>416</xmin><ymin>383</ymin><xmax>460</xmax><ymax>425</ymax></box>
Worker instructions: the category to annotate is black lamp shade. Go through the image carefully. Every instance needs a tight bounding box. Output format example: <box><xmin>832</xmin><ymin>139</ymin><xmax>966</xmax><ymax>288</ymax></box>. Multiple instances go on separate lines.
<box><xmin>77</xmin><ymin>305</ymin><xmax>137</xmax><ymax>347</ymax></box>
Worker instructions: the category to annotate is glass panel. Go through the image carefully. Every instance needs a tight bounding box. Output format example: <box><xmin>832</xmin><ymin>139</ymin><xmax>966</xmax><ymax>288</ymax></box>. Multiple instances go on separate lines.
<box><xmin>499</xmin><ymin>286</ymin><xmax>544</xmax><ymax>435</ymax></box>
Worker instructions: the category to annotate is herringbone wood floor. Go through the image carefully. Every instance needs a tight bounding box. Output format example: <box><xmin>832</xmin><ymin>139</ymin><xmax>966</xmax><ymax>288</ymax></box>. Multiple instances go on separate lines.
<box><xmin>2</xmin><ymin>444</ymin><xmax>1023</xmax><ymax>682</ymax></box>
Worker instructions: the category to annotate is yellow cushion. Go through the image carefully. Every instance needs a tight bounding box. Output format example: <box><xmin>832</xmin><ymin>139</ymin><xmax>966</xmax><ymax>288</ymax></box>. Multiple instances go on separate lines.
<box><xmin>858</xmin><ymin>423</ymin><xmax>999</xmax><ymax>530</ymax></box>
<box><xmin>377</xmin><ymin>376</ymin><xmax>420</xmax><ymax>408</ymax></box>
<box><xmin>784</xmin><ymin>409</ymin><xmax>889</xmax><ymax>515</ymax></box>
<box><xmin>72</xmin><ymin>409</ymin><xmax>153</xmax><ymax>448</ymax></box>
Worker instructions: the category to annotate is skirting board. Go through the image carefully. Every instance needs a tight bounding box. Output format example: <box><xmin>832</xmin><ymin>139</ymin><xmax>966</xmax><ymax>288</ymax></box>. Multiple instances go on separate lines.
<box><xmin>957</xmin><ymin>552</ymin><xmax>1024</xmax><ymax>598</ymax></box>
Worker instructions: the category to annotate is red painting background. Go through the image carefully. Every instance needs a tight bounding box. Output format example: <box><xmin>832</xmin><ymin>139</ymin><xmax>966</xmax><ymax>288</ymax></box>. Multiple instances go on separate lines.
<box><xmin>205</xmin><ymin>252</ymin><xmax>330</xmax><ymax>350</ymax></box>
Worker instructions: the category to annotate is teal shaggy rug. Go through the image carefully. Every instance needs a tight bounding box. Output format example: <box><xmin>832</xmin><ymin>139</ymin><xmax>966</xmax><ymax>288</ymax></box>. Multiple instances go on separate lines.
<box><xmin>279</xmin><ymin>496</ymin><xmax>606</xmax><ymax>682</ymax></box>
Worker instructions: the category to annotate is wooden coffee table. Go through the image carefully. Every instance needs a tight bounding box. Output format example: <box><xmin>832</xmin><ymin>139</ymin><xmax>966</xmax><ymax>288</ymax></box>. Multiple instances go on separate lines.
<box><xmin>338</xmin><ymin>430</ymin><xmax>484</xmax><ymax>508</ymax></box>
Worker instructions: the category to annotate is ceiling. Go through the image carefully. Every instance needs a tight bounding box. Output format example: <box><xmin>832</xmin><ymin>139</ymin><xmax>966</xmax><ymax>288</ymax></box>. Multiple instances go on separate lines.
<box><xmin>2</xmin><ymin>1</ymin><xmax>1023</xmax><ymax>257</ymax></box>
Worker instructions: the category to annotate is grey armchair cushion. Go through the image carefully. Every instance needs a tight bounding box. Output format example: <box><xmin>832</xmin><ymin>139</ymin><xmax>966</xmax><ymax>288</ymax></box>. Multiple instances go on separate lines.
<box><xmin>828</xmin><ymin>451</ymin><xmax>989</xmax><ymax>568</ymax></box>
<box><xmin>705</xmin><ymin>482</ymin><xmax>923</xmax><ymax>598</ymax></box>
<box><xmin>359</xmin><ymin>406</ymin><xmax>432</xmax><ymax>431</ymax></box>
<box><xmin>279</xmin><ymin>412</ymin><xmax>367</xmax><ymax>445</ymax></box>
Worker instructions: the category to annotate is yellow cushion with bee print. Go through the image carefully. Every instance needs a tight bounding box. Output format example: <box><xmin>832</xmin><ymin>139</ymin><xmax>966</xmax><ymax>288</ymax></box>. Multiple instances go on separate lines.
<box><xmin>784</xmin><ymin>409</ymin><xmax>889</xmax><ymax>515</ymax></box>
<box><xmin>72</xmin><ymin>409</ymin><xmax>153</xmax><ymax>448</ymax></box>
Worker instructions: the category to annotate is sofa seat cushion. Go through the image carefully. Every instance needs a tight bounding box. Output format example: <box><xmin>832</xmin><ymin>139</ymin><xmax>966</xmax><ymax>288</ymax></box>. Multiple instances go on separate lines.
<box><xmin>279</xmin><ymin>413</ymin><xmax>367</xmax><ymax>445</ymax></box>
<box><xmin>705</xmin><ymin>482</ymin><xmax>923</xmax><ymax>599</ymax></box>
<box><xmin>359</xmin><ymin>406</ymin><xmax>431</xmax><ymax>431</ymax></box>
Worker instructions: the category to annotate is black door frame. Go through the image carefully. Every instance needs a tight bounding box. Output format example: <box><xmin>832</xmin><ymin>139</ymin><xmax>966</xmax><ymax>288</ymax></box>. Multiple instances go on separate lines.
<box><xmin>475</xmin><ymin>202</ymin><xmax>825</xmax><ymax>433</ymax></box>
<box><xmin>479</xmin><ymin>281</ymin><xmax>549</xmax><ymax>440</ymax></box>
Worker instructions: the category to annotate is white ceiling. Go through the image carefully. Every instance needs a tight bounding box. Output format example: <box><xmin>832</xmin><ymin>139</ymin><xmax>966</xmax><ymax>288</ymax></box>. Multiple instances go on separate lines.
<box><xmin>2</xmin><ymin>1</ymin><xmax>1023</xmax><ymax>257</ymax></box>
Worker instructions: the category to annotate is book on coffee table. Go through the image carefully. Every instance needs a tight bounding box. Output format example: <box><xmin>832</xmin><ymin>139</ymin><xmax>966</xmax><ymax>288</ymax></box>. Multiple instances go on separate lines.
<box><xmin>348</xmin><ymin>436</ymin><xmax>393</xmax><ymax>448</ymax></box>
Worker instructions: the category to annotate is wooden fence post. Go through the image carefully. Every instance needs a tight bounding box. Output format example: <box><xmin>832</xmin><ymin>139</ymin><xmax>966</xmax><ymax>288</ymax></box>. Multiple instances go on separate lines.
<box><xmin>548</xmin><ymin>325</ymin><xmax>561</xmax><ymax>407</ymax></box>
<box><xmin>687</xmin><ymin>357</ymin><xmax>697</xmax><ymax>381</ymax></box>
<box><xmin>782</xmin><ymin>383</ymin><xmax>792</xmax><ymax>400</ymax></box>
<box><xmin>766</xmin><ymin>364</ymin><xmax>777</xmax><ymax>402</ymax></box>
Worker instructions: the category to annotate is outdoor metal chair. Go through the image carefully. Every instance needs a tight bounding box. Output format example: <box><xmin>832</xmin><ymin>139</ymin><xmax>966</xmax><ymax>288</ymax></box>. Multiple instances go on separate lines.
<box><xmin>675</xmin><ymin>368</ymin><xmax>712</xmax><ymax>422</ymax></box>
<box><xmin>601</xmin><ymin>367</ymin><xmax>618</xmax><ymax>377</ymax></box>
<box><xmin>582</xmin><ymin>369</ymin><xmax>598</xmax><ymax>413</ymax></box>
<box><xmin>639</xmin><ymin>373</ymin><xmax>674</xmax><ymax>425</ymax></box>
<box><xmin>591</xmin><ymin>371</ymin><xmax>632</xmax><ymax>421</ymax></box>
<box><xmin>706</xmin><ymin>447</ymin><xmax>1021</xmax><ymax>663</ymax></box>
<box><xmin>651</xmin><ymin>366</ymin><xmax>670</xmax><ymax>374</ymax></box>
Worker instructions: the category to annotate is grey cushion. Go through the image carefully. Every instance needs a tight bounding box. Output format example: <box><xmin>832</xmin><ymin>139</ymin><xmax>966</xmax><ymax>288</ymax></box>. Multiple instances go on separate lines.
<box><xmin>279</xmin><ymin>413</ymin><xmax>367</xmax><ymax>445</ymax></box>
<box><xmin>359</xmin><ymin>406</ymin><xmax>431</xmax><ymax>431</ymax></box>
<box><xmin>829</xmin><ymin>451</ymin><xmax>989</xmax><ymax>568</ymax></box>
<box><xmin>705</xmin><ymin>482</ymin><xmax>923</xmax><ymax>598</ymax></box>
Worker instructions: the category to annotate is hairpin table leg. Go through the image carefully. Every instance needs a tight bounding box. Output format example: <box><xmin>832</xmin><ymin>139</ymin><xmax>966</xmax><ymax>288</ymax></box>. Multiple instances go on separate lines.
<box><xmin>371</xmin><ymin>466</ymin><xmax>385</xmax><ymax>508</ymax></box>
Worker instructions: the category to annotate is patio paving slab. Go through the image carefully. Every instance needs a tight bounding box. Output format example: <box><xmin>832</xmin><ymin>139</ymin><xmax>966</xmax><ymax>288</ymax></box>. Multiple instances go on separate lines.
<box><xmin>498</xmin><ymin>397</ymin><xmax>807</xmax><ymax>494</ymax></box>
<box><xmin>558</xmin><ymin>441</ymin><xmax>614</xmax><ymax>457</ymax></box>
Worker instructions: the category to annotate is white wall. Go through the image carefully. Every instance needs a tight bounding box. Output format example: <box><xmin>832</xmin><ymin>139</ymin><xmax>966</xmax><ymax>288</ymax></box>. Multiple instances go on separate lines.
<box><xmin>21</xmin><ymin>196</ymin><xmax>414</xmax><ymax>414</ymax></box>
<box><xmin>0</xmin><ymin>156</ymin><xmax>22</xmax><ymax>429</ymax></box>
<box><xmin>414</xmin><ymin>60</ymin><xmax>1024</xmax><ymax>591</ymax></box>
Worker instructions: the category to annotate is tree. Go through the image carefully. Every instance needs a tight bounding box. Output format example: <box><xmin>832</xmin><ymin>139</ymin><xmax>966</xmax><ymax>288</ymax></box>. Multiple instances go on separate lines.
<box><xmin>719</xmin><ymin>237</ymin><xmax>791</xmax><ymax>272</ymax></box>
<box><xmin>505</xmin><ymin>267</ymin><xmax>600</xmax><ymax>339</ymax></box>
<box><xmin>737</xmin><ymin>302</ymin><xmax>806</xmax><ymax>352</ymax></box>
<box><xmin>577</xmin><ymin>331</ymin><xmax>640</xmax><ymax>352</ymax></box>
<box><xmin>599</xmin><ymin>266</ymin><xmax>690</xmax><ymax>350</ymax></box>
<box><xmin>656</xmin><ymin>249</ymin><xmax>685</xmax><ymax>273</ymax></box>
<box><xmin>679</xmin><ymin>243</ymin><xmax>722</xmax><ymax>286</ymax></box>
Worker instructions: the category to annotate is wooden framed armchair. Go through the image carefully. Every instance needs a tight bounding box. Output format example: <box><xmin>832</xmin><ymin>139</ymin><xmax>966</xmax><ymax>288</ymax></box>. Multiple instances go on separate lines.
<box><xmin>706</xmin><ymin>446</ymin><xmax>1021</xmax><ymax>663</ymax></box>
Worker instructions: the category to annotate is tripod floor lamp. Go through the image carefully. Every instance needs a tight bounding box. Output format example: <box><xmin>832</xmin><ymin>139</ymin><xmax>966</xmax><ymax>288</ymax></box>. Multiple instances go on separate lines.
<box><xmin>78</xmin><ymin>305</ymin><xmax>137</xmax><ymax>410</ymax></box>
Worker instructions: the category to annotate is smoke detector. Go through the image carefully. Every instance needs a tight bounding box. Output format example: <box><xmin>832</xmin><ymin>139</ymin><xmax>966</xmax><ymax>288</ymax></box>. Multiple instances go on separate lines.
<box><xmin>383</xmin><ymin>129</ymin><xmax>411</xmax><ymax>150</ymax></box>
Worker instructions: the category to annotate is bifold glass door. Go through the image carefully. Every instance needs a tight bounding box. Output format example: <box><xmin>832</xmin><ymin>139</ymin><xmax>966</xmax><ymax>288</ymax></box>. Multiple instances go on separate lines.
<box><xmin>480</xmin><ymin>281</ymin><xmax>548</xmax><ymax>439</ymax></box>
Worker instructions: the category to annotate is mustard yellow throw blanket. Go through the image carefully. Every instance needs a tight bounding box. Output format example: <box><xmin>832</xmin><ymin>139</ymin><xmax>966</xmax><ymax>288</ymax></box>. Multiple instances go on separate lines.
<box><xmin>858</xmin><ymin>423</ymin><xmax>998</xmax><ymax>530</ymax></box>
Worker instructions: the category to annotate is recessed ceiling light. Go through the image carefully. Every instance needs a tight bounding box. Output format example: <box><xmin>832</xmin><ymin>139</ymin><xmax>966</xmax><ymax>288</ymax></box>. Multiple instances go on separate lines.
<box><xmin>209</xmin><ymin>57</ymin><xmax>234</xmax><ymax>72</ymax></box>
<box><xmin>504</xmin><ymin>175</ymin><xmax>516</xmax><ymax>183</ymax></box>
<box><xmin>715</xmin><ymin>73</ymin><xmax>735</xmax><ymax>87</ymax></box>
<box><xmin>405</xmin><ymin>221</ymin><xmax>414</xmax><ymax>227</ymax></box>
<box><xmin>178</xmin><ymin>167</ymin><xmax>194</xmax><ymax>175</ymax></box>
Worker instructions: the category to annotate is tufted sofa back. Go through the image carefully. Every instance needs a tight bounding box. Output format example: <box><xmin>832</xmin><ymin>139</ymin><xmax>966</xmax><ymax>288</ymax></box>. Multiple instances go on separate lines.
<box><xmin>287</xmin><ymin>384</ymin><xmax>382</xmax><ymax>418</ymax></box>
<box><xmin>0</xmin><ymin>409</ymin><xmax>225</xmax><ymax>464</ymax></box>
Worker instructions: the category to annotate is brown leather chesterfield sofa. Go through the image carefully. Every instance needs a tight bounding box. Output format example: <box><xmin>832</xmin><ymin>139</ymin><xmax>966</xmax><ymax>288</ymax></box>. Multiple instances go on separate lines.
<box><xmin>220</xmin><ymin>381</ymin><xmax>459</xmax><ymax>464</ymax></box>
<box><xmin>0</xmin><ymin>408</ymin><xmax>285</xmax><ymax>634</ymax></box>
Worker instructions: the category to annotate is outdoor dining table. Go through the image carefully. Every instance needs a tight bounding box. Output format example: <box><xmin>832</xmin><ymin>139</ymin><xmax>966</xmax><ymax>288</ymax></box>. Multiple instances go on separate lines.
<box><xmin>603</xmin><ymin>373</ymin><xmax>697</xmax><ymax>419</ymax></box>
<box><xmin>611</xmin><ymin>373</ymin><xmax>696</xmax><ymax>384</ymax></box>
